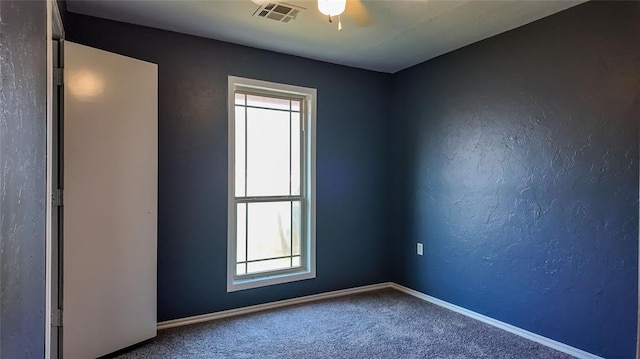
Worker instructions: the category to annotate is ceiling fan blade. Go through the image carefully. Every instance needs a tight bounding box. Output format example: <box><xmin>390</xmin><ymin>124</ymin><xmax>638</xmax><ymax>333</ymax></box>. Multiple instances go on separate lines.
<box><xmin>344</xmin><ymin>0</ymin><xmax>374</xmax><ymax>27</ymax></box>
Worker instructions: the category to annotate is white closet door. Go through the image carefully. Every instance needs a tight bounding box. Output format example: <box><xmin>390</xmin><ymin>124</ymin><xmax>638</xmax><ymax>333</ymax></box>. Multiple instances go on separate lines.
<box><xmin>63</xmin><ymin>41</ymin><xmax>157</xmax><ymax>359</ymax></box>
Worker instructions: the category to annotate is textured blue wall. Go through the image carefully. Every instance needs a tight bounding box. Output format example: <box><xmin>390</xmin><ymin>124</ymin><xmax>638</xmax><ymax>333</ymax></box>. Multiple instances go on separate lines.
<box><xmin>0</xmin><ymin>1</ymin><xmax>47</xmax><ymax>357</ymax></box>
<box><xmin>66</xmin><ymin>14</ymin><xmax>392</xmax><ymax>322</ymax></box>
<box><xmin>391</xmin><ymin>1</ymin><xmax>639</xmax><ymax>357</ymax></box>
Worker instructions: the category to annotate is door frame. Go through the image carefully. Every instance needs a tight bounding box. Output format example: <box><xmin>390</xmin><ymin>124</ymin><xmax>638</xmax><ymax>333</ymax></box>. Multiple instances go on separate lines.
<box><xmin>46</xmin><ymin>2</ymin><xmax>64</xmax><ymax>359</ymax></box>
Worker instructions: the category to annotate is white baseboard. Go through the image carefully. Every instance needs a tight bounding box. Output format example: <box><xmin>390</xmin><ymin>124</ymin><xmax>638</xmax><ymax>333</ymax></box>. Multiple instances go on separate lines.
<box><xmin>157</xmin><ymin>281</ymin><xmax>602</xmax><ymax>359</ymax></box>
<box><xmin>389</xmin><ymin>283</ymin><xmax>603</xmax><ymax>359</ymax></box>
<box><xmin>157</xmin><ymin>282</ymin><xmax>392</xmax><ymax>330</ymax></box>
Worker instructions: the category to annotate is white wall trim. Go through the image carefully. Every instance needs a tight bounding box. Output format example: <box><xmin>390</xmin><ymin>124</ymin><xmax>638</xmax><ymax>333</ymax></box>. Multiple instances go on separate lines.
<box><xmin>389</xmin><ymin>283</ymin><xmax>603</xmax><ymax>359</ymax></box>
<box><xmin>157</xmin><ymin>283</ymin><xmax>391</xmax><ymax>330</ymax></box>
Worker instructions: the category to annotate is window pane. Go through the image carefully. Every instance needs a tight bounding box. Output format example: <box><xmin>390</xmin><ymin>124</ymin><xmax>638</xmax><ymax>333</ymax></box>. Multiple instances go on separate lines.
<box><xmin>247</xmin><ymin>201</ymin><xmax>291</xmax><ymax>261</ymax></box>
<box><xmin>291</xmin><ymin>100</ymin><xmax>301</xmax><ymax>112</ymax></box>
<box><xmin>235</xmin><ymin>106</ymin><xmax>246</xmax><ymax>197</ymax></box>
<box><xmin>292</xmin><ymin>256</ymin><xmax>301</xmax><ymax>267</ymax></box>
<box><xmin>235</xmin><ymin>93</ymin><xmax>245</xmax><ymax>105</ymax></box>
<box><xmin>246</xmin><ymin>108</ymin><xmax>290</xmax><ymax>196</ymax></box>
<box><xmin>246</xmin><ymin>94</ymin><xmax>290</xmax><ymax>111</ymax></box>
<box><xmin>247</xmin><ymin>258</ymin><xmax>292</xmax><ymax>274</ymax></box>
<box><xmin>292</xmin><ymin>200</ymin><xmax>301</xmax><ymax>256</ymax></box>
<box><xmin>237</xmin><ymin>263</ymin><xmax>246</xmax><ymax>275</ymax></box>
<box><xmin>237</xmin><ymin>203</ymin><xmax>246</xmax><ymax>262</ymax></box>
<box><xmin>291</xmin><ymin>112</ymin><xmax>301</xmax><ymax>196</ymax></box>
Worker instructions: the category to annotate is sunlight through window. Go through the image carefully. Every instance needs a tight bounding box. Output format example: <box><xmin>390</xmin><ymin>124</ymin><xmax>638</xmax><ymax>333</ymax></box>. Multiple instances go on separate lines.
<box><xmin>228</xmin><ymin>77</ymin><xmax>316</xmax><ymax>291</ymax></box>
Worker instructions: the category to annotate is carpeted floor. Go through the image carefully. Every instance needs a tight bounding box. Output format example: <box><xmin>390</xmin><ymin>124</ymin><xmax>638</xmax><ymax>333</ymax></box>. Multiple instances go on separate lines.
<box><xmin>114</xmin><ymin>289</ymin><xmax>575</xmax><ymax>359</ymax></box>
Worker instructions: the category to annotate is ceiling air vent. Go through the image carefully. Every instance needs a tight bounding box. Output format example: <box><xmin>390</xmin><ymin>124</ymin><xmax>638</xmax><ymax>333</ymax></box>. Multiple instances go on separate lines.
<box><xmin>254</xmin><ymin>2</ymin><xmax>303</xmax><ymax>23</ymax></box>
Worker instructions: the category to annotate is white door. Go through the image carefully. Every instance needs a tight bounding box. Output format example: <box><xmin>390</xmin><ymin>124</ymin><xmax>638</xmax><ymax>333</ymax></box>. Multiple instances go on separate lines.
<box><xmin>63</xmin><ymin>41</ymin><xmax>158</xmax><ymax>359</ymax></box>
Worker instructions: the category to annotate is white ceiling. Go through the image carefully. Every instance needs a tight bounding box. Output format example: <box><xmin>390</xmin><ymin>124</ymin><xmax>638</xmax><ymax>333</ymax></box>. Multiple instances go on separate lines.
<box><xmin>66</xmin><ymin>0</ymin><xmax>585</xmax><ymax>73</ymax></box>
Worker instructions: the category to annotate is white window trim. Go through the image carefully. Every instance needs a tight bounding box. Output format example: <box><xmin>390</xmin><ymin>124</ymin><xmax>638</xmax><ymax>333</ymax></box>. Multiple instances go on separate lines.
<box><xmin>227</xmin><ymin>76</ymin><xmax>316</xmax><ymax>292</ymax></box>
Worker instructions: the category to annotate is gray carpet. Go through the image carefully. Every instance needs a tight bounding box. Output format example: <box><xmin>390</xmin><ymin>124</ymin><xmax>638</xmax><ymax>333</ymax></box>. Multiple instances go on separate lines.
<box><xmin>115</xmin><ymin>289</ymin><xmax>575</xmax><ymax>359</ymax></box>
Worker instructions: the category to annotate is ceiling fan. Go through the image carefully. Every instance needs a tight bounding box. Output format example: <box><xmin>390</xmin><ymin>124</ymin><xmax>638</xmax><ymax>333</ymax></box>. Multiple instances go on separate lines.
<box><xmin>251</xmin><ymin>0</ymin><xmax>373</xmax><ymax>31</ymax></box>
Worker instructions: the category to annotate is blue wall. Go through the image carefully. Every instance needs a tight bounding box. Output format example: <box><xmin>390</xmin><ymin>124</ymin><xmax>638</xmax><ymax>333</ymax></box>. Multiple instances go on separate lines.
<box><xmin>66</xmin><ymin>14</ymin><xmax>393</xmax><ymax>322</ymax></box>
<box><xmin>390</xmin><ymin>1</ymin><xmax>639</xmax><ymax>358</ymax></box>
<box><xmin>0</xmin><ymin>1</ymin><xmax>47</xmax><ymax>357</ymax></box>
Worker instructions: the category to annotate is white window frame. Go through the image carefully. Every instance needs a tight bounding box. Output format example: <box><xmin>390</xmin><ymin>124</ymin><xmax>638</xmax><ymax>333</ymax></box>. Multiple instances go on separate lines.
<box><xmin>227</xmin><ymin>76</ymin><xmax>316</xmax><ymax>292</ymax></box>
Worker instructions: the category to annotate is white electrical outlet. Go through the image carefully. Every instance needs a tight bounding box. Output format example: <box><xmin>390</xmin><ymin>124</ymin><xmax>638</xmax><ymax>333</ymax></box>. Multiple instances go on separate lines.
<box><xmin>417</xmin><ymin>243</ymin><xmax>423</xmax><ymax>256</ymax></box>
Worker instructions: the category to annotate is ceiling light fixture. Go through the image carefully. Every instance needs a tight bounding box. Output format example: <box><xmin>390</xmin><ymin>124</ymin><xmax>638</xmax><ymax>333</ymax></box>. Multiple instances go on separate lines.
<box><xmin>318</xmin><ymin>0</ymin><xmax>346</xmax><ymax>30</ymax></box>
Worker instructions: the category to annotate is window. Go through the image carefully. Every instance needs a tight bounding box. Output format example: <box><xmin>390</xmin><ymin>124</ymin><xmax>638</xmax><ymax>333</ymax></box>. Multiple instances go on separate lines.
<box><xmin>227</xmin><ymin>76</ymin><xmax>316</xmax><ymax>292</ymax></box>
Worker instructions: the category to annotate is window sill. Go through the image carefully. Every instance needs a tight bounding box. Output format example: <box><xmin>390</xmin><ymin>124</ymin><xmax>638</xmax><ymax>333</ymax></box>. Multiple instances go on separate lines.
<box><xmin>227</xmin><ymin>269</ymin><xmax>315</xmax><ymax>292</ymax></box>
